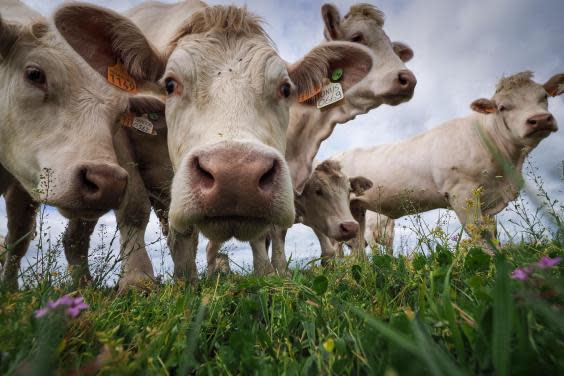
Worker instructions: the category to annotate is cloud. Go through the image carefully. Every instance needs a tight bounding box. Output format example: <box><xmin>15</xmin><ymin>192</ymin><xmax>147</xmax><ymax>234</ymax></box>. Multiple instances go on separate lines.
<box><xmin>3</xmin><ymin>0</ymin><xmax>564</xmax><ymax>278</ymax></box>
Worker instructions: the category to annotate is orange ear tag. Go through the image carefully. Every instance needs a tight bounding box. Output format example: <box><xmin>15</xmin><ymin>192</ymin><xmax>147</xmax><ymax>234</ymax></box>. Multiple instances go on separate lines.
<box><xmin>298</xmin><ymin>84</ymin><xmax>322</xmax><ymax>103</ymax></box>
<box><xmin>108</xmin><ymin>63</ymin><xmax>138</xmax><ymax>93</ymax></box>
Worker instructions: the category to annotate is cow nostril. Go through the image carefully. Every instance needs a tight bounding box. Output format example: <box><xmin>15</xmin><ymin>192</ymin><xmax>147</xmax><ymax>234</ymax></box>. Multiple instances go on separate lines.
<box><xmin>259</xmin><ymin>159</ymin><xmax>278</xmax><ymax>192</ymax></box>
<box><xmin>547</xmin><ymin>114</ymin><xmax>554</xmax><ymax>122</ymax></box>
<box><xmin>527</xmin><ymin>119</ymin><xmax>537</xmax><ymax>126</ymax></box>
<box><xmin>193</xmin><ymin>157</ymin><xmax>215</xmax><ymax>189</ymax></box>
<box><xmin>79</xmin><ymin>169</ymin><xmax>99</xmax><ymax>194</ymax></box>
<box><xmin>398</xmin><ymin>73</ymin><xmax>408</xmax><ymax>86</ymax></box>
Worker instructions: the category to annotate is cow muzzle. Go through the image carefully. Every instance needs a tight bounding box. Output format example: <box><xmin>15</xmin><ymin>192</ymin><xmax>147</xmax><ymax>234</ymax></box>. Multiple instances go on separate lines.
<box><xmin>177</xmin><ymin>141</ymin><xmax>294</xmax><ymax>241</ymax></box>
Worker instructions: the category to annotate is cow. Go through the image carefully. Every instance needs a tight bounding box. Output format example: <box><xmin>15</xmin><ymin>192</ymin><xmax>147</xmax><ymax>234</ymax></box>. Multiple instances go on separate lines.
<box><xmin>331</xmin><ymin>71</ymin><xmax>563</xmax><ymax>257</ymax></box>
<box><xmin>363</xmin><ymin>212</ymin><xmax>395</xmax><ymax>253</ymax></box>
<box><xmin>52</xmin><ymin>2</ymin><xmax>390</xmax><ymax>281</ymax></box>
<box><xmin>206</xmin><ymin>160</ymin><xmax>373</xmax><ymax>274</ymax></box>
<box><xmin>0</xmin><ymin>0</ymin><xmax>163</xmax><ymax>289</ymax></box>
<box><xmin>238</xmin><ymin>3</ymin><xmax>417</xmax><ymax>274</ymax></box>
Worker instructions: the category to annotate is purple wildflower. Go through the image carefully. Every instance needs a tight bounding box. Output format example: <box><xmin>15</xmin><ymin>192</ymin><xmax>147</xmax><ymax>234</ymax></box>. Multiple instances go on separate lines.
<box><xmin>511</xmin><ymin>267</ymin><xmax>532</xmax><ymax>281</ymax></box>
<box><xmin>537</xmin><ymin>256</ymin><xmax>561</xmax><ymax>269</ymax></box>
<box><xmin>35</xmin><ymin>295</ymin><xmax>89</xmax><ymax>319</ymax></box>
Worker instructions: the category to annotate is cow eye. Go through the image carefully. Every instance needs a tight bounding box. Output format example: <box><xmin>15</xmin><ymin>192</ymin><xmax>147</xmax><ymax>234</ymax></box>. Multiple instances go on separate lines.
<box><xmin>24</xmin><ymin>66</ymin><xmax>47</xmax><ymax>90</ymax></box>
<box><xmin>279</xmin><ymin>82</ymin><xmax>292</xmax><ymax>98</ymax></box>
<box><xmin>315</xmin><ymin>188</ymin><xmax>323</xmax><ymax>197</ymax></box>
<box><xmin>498</xmin><ymin>104</ymin><xmax>506</xmax><ymax>112</ymax></box>
<box><xmin>165</xmin><ymin>77</ymin><xmax>179</xmax><ymax>96</ymax></box>
<box><xmin>350</xmin><ymin>33</ymin><xmax>364</xmax><ymax>43</ymax></box>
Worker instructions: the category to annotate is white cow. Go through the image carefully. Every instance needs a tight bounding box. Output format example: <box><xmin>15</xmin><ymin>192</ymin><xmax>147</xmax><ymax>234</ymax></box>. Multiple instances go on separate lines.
<box><xmin>0</xmin><ymin>0</ymin><xmax>162</xmax><ymax>288</ymax></box>
<box><xmin>332</xmin><ymin>71</ymin><xmax>563</xmax><ymax>256</ymax></box>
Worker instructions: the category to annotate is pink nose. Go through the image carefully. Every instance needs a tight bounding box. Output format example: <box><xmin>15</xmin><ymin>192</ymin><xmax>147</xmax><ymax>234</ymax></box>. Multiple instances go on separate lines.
<box><xmin>527</xmin><ymin>113</ymin><xmax>555</xmax><ymax>130</ymax></box>
<box><xmin>188</xmin><ymin>143</ymin><xmax>283</xmax><ymax>218</ymax></box>
<box><xmin>76</xmin><ymin>164</ymin><xmax>128</xmax><ymax>209</ymax></box>
<box><xmin>391</xmin><ymin>69</ymin><xmax>417</xmax><ymax>98</ymax></box>
<box><xmin>337</xmin><ymin>221</ymin><xmax>359</xmax><ymax>241</ymax></box>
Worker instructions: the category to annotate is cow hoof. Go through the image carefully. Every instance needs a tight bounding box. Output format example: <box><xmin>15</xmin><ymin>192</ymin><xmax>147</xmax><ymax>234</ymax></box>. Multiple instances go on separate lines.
<box><xmin>117</xmin><ymin>272</ymin><xmax>155</xmax><ymax>294</ymax></box>
<box><xmin>255</xmin><ymin>263</ymin><xmax>276</xmax><ymax>276</ymax></box>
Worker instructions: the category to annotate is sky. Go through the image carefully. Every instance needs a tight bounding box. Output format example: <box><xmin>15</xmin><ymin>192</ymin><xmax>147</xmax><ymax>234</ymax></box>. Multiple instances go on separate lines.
<box><xmin>2</xmin><ymin>0</ymin><xmax>564</xmax><ymax>281</ymax></box>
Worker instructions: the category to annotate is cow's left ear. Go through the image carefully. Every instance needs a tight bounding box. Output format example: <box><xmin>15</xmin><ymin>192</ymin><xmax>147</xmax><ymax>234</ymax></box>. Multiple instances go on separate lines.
<box><xmin>471</xmin><ymin>98</ymin><xmax>497</xmax><ymax>114</ymax></box>
<box><xmin>543</xmin><ymin>73</ymin><xmax>564</xmax><ymax>97</ymax></box>
<box><xmin>350</xmin><ymin>176</ymin><xmax>373</xmax><ymax>196</ymax></box>
<box><xmin>288</xmin><ymin>41</ymin><xmax>373</xmax><ymax>106</ymax></box>
<box><xmin>392</xmin><ymin>42</ymin><xmax>414</xmax><ymax>63</ymax></box>
<box><xmin>54</xmin><ymin>3</ymin><xmax>165</xmax><ymax>83</ymax></box>
<box><xmin>0</xmin><ymin>15</ymin><xmax>22</xmax><ymax>59</ymax></box>
<box><xmin>321</xmin><ymin>4</ymin><xmax>343</xmax><ymax>40</ymax></box>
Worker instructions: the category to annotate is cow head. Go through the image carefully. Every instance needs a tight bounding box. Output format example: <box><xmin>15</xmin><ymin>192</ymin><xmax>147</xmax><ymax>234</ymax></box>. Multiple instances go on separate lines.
<box><xmin>471</xmin><ymin>71</ymin><xmax>562</xmax><ymax>148</ymax></box>
<box><xmin>322</xmin><ymin>3</ymin><xmax>416</xmax><ymax>107</ymax></box>
<box><xmin>296</xmin><ymin>160</ymin><xmax>372</xmax><ymax>241</ymax></box>
<box><xmin>159</xmin><ymin>6</ymin><xmax>378</xmax><ymax>241</ymax></box>
<box><xmin>287</xmin><ymin>4</ymin><xmax>417</xmax><ymax>194</ymax></box>
<box><xmin>0</xmin><ymin>10</ymin><xmax>159</xmax><ymax>219</ymax></box>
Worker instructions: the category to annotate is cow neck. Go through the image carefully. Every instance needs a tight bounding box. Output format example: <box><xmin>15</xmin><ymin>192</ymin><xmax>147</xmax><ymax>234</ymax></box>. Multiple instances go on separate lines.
<box><xmin>479</xmin><ymin>114</ymin><xmax>529</xmax><ymax>177</ymax></box>
<box><xmin>286</xmin><ymin>102</ymin><xmax>363</xmax><ymax>185</ymax></box>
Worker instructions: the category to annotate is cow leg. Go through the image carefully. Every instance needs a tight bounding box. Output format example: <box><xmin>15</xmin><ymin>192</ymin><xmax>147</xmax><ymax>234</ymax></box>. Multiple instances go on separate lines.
<box><xmin>1</xmin><ymin>183</ymin><xmax>38</xmax><ymax>290</ymax></box>
<box><xmin>250</xmin><ymin>235</ymin><xmax>275</xmax><ymax>276</ymax></box>
<box><xmin>349</xmin><ymin>201</ymin><xmax>367</xmax><ymax>260</ymax></box>
<box><xmin>63</xmin><ymin>219</ymin><xmax>96</xmax><ymax>287</ymax></box>
<box><xmin>206</xmin><ymin>240</ymin><xmax>231</xmax><ymax>275</ymax></box>
<box><xmin>169</xmin><ymin>226</ymin><xmax>199</xmax><ymax>284</ymax></box>
<box><xmin>335</xmin><ymin>242</ymin><xmax>345</xmax><ymax>258</ymax></box>
<box><xmin>116</xmin><ymin>173</ymin><xmax>155</xmax><ymax>291</ymax></box>
<box><xmin>450</xmin><ymin>189</ymin><xmax>496</xmax><ymax>254</ymax></box>
<box><xmin>314</xmin><ymin>229</ymin><xmax>339</xmax><ymax>266</ymax></box>
<box><xmin>383</xmin><ymin>218</ymin><xmax>395</xmax><ymax>256</ymax></box>
<box><xmin>271</xmin><ymin>228</ymin><xmax>289</xmax><ymax>275</ymax></box>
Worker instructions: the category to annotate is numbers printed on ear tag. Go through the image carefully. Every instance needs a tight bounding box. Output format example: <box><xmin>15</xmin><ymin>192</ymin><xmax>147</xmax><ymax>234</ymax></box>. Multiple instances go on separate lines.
<box><xmin>107</xmin><ymin>63</ymin><xmax>138</xmax><ymax>93</ymax></box>
<box><xmin>317</xmin><ymin>82</ymin><xmax>344</xmax><ymax>109</ymax></box>
<box><xmin>120</xmin><ymin>113</ymin><xmax>157</xmax><ymax>135</ymax></box>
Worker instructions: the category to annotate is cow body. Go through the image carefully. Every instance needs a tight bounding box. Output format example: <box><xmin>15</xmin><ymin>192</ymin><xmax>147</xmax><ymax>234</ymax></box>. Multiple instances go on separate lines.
<box><xmin>332</xmin><ymin>71</ymin><xmax>562</xmax><ymax>255</ymax></box>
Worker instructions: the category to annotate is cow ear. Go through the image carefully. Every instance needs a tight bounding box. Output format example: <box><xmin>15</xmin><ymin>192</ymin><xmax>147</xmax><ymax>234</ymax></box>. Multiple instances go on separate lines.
<box><xmin>350</xmin><ymin>176</ymin><xmax>373</xmax><ymax>196</ymax></box>
<box><xmin>54</xmin><ymin>4</ymin><xmax>165</xmax><ymax>83</ymax></box>
<box><xmin>321</xmin><ymin>4</ymin><xmax>343</xmax><ymax>40</ymax></box>
<box><xmin>289</xmin><ymin>41</ymin><xmax>373</xmax><ymax>106</ymax></box>
<box><xmin>392</xmin><ymin>42</ymin><xmax>414</xmax><ymax>63</ymax></box>
<box><xmin>471</xmin><ymin>98</ymin><xmax>497</xmax><ymax>114</ymax></box>
<box><xmin>543</xmin><ymin>73</ymin><xmax>564</xmax><ymax>97</ymax></box>
<box><xmin>0</xmin><ymin>15</ymin><xmax>22</xmax><ymax>59</ymax></box>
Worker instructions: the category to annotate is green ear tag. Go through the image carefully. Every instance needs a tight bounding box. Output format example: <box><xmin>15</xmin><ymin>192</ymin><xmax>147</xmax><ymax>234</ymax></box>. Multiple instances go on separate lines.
<box><xmin>148</xmin><ymin>113</ymin><xmax>159</xmax><ymax>121</ymax></box>
<box><xmin>331</xmin><ymin>68</ymin><xmax>343</xmax><ymax>82</ymax></box>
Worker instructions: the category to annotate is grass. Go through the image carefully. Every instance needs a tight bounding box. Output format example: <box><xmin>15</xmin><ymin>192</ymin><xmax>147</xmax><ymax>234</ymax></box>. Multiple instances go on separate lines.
<box><xmin>0</xmin><ymin>240</ymin><xmax>562</xmax><ymax>375</ymax></box>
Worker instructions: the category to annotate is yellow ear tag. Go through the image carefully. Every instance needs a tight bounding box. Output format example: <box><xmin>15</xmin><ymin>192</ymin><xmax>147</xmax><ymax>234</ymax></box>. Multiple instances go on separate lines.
<box><xmin>316</xmin><ymin>82</ymin><xmax>344</xmax><ymax>110</ymax></box>
<box><xmin>108</xmin><ymin>63</ymin><xmax>138</xmax><ymax>93</ymax></box>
